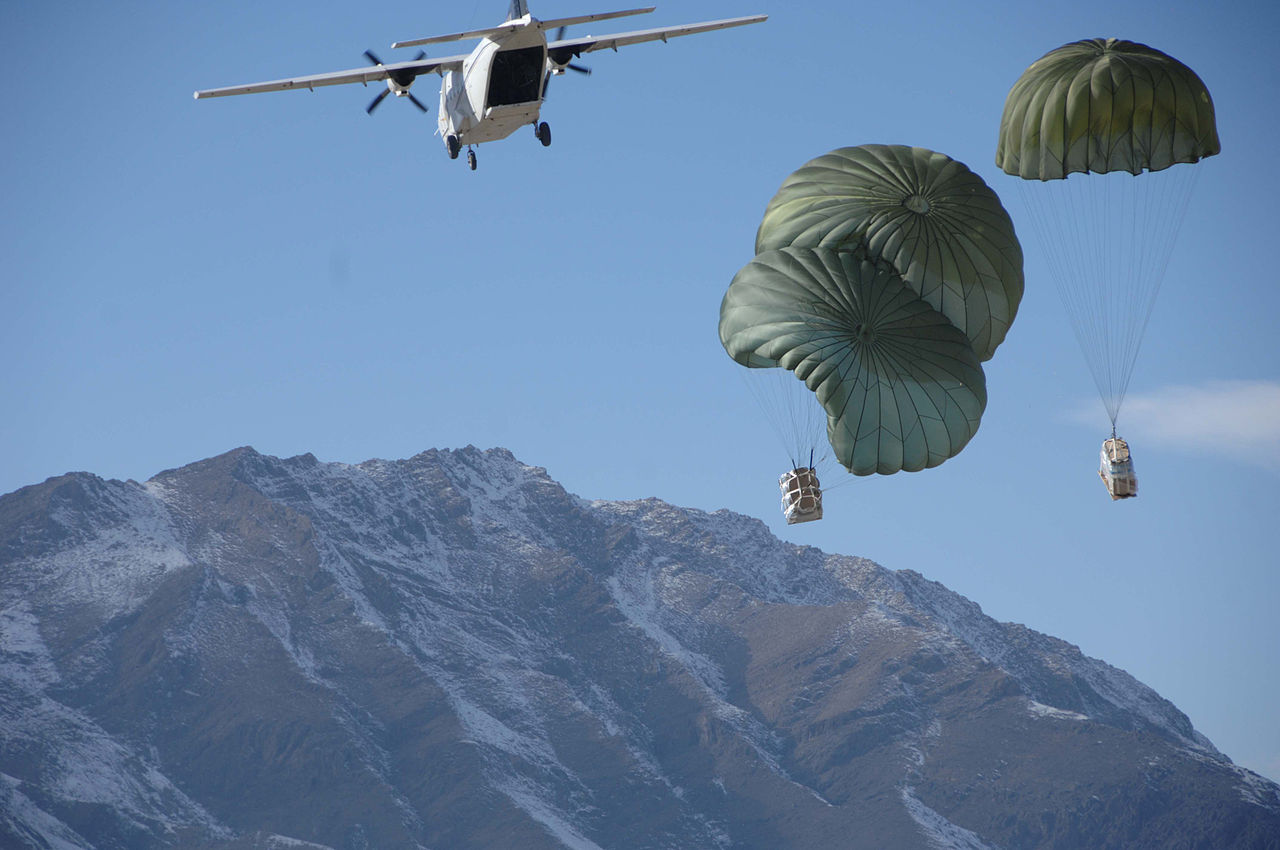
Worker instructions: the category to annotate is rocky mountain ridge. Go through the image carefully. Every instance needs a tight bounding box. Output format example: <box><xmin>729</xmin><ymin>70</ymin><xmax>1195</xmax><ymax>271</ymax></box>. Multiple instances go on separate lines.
<box><xmin>2</xmin><ymin>446</ymin><xmax>1277</xmax><ymax>848</ymax></box>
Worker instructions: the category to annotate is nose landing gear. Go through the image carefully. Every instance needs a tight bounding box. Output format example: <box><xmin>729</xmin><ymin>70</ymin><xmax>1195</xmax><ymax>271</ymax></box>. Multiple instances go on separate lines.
<box><xmin>536</xmin><ymin>121</ymin><xmax>551</xmax><ymax>147</ymax></box>
<box><xmin>467</xmin><ymin>148</ymin><xmax>477</xmax><ymax>171</ymax></box>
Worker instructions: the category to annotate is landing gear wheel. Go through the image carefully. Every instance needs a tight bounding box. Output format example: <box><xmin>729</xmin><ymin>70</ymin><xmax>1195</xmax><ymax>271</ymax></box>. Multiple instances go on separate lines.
<box><xmin>467</xmin><ymin>148</ymin><xmax>477</xmax><ymax>171</ymax></box>
<box><xmin>537</xmin><ymin>121</ymin><xmax>551</xmax><ymax>147</ymax></box>
<box><xmin>446</xmin><ymin>134</ymin><xmax>461</xmax><ymax>160</ymax></box>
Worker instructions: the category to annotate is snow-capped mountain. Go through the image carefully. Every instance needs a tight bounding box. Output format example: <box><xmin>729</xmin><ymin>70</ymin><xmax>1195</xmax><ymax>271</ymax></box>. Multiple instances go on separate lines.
<box><xmin>2</xmin><ymin>446</ymin><xmax>1277</xmax><ymax>849</ymax></box>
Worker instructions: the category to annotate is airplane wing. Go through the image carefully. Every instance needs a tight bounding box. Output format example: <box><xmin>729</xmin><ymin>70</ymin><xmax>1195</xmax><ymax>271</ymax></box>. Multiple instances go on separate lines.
<box><xmin>536</xmin><ymin>8</ymin><xmax>655</xmax><ymax>34</ymax></box>
<box><xmin>392</xmin><ymin>8</ymin><xmax>656</xmax><ymax>49</ymax></box>
<box><xmin>546</xmin><ymin>14</ymin><xmax>766</xmax><ymax>64</ymax></box>
<box><xmin>392</xmin><ymin>24</ymin><xmax>524</xmax><ymax>49</ymax></box>
<box><xmin>194</xmin><ymin>53</ymin><xmax>466</xmax><ymax>100</ymax></box>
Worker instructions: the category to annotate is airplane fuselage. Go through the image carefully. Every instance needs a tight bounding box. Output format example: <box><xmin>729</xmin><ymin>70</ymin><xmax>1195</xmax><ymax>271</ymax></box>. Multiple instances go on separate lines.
<box><xmin>440</xmin><ymin>15</ymin><xmax>549</xmax><ymax>147</ymax></box>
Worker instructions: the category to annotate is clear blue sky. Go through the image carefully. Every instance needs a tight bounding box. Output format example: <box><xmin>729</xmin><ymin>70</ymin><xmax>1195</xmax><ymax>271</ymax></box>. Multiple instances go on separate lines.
<box><xmin>4</xmin><ymin>1</ymin><xmax>1277</xmax><ymax>782</ymax></box>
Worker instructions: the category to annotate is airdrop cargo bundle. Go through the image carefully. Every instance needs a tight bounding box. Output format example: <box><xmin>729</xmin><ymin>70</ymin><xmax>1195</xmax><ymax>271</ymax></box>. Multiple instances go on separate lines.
<box><xmin>779</xmin><ymin>467</ymin><xmax>823</xmax><ymax>525</ymax></box>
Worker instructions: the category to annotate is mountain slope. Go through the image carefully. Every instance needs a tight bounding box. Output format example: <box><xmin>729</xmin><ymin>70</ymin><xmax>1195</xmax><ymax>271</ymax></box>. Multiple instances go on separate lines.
<box><xmin>2</xmin><ymin>446</ymin><xmax>1277</xmax><ymax>849</ymax></box>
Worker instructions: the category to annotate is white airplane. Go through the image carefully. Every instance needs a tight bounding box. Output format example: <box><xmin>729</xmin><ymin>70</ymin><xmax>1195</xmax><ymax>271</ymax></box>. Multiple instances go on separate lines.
<box><xmin>195</xmin><ymin>1</ymin><xmax>766</xmax><ymax>170</ymax></box>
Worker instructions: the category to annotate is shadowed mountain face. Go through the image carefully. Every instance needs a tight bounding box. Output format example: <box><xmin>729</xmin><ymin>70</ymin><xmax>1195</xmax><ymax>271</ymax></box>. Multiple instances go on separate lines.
<box><xmin>2</xmin><ymin>446</ymin><xmax>1277</xmax><ymax>849</ymax></box>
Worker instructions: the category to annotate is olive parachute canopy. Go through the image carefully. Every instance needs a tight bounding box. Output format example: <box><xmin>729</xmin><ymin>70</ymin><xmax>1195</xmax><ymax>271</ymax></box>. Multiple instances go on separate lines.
<box><xmin>755</xmin><ymin>144</ymin><xmax>1023</xmax><ymax>362</ymax></box>
<box><xmin>995</xmin><ymin>38</ymin><xmax>1219</xmax><ymax>430</ymax></box>
<box><xmin>996</xmin><ymin>38</ymin><xmax>1220</xmax><ymax>180</ymax></box>
<box><xmin>720</xmin><ymin>248</ymin><xmax>986</xmax><ymax>476</ymax></box>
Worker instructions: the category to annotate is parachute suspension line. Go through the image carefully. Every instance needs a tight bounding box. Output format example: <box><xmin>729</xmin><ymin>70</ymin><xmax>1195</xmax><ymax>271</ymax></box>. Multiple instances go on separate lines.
<box><xmin>1118</xmin><ymin>164</ymin><xmax>1201</xmax><ymax>416</ymax></box>
<box><xmin>739</xmin><ymin>368</ymin><xmax>826</xmax><ymax>472</ymax></box>
<box><xmin>1018</xmin><ymin>177</ymin><xmax>1112</xmax><ymax>416</ymax></box>
<box><xmin>1016</xmin><ymin>164</ymin><xmax>1201</xmax><ymax>428</ymax></box>
<box><xmin>737</xmin><ymin>367</ymin><xmax>857</xmax><ymax>492</ymax></box>
<box><xmin>1115</xmin><ymin>165</ymin><xmax>1200</xmax><ymax>423</ymax></box>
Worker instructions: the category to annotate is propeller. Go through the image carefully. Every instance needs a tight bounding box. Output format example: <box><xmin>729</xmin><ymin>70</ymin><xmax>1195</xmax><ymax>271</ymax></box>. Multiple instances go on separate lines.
<box><xmin>544</xmin><ymin>27</ymin><xmax>591</xmax><ymax>98</ymax></box>
<box><xmin>364</xmin><ymin>50</ymin><xmax>430</xmax><ymax>115</ymax></box>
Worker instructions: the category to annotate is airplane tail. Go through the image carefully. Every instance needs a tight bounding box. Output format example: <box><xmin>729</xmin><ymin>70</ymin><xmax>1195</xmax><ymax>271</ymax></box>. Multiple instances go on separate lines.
<box><xmin>507</xmin><ymin>1</ymin><xmax>529</xmax><ymax>21</ymax></box>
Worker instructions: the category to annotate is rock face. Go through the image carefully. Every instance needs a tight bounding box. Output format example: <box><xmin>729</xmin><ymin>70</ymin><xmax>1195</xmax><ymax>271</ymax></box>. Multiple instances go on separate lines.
<box><xmin>1</xmin><ymin>446</ymin><xmax>1277</xmax><ymax>849</ymax></box>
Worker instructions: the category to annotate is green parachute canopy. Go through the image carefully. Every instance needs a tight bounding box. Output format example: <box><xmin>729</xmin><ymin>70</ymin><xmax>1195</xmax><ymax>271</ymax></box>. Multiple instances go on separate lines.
<box><xmin>996</xmin><ymin>38</ymin><xmax>1220</xmax><ymax>180</ymax></box>
<box><xmin>755</xmin><ymin>144</ymin><xmax>1023</xmax><ymax>362</ymax></box>
<box><xmin>995</xmin><ymin>38</ymin><xmax>1219</xmax><ymax>430</ymax></box>
<box><xmin>720</xmin><ymin>248</ymin><xmax>986</xmax><ymax>476</ymax></box>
